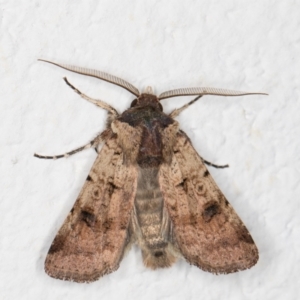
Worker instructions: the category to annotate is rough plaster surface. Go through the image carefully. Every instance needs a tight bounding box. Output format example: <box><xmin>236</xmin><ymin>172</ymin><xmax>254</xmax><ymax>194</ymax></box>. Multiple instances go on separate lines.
<box><xmin>1</xmin><ymin>1</ymin><xmax>299</xmax><ymax>299</ymax></box>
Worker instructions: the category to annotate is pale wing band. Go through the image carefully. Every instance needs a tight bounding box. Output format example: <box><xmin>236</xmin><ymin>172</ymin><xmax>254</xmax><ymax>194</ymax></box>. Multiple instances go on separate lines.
<box><xmin>39</xmin><ymin>59</ymin><xmax>140</xmax><ymax>97</ymax></box>
<box><xmin>159</xmin><ymin>87</ymin><xmax>268</xmax><ymax>100</ymax></box>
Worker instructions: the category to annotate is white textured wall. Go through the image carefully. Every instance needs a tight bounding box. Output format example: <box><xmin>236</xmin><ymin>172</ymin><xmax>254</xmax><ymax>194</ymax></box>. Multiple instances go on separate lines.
<box><xmin>1</xmin><ymin>1</ymin><xmax>299</xmax><ymax>299</ymax></box>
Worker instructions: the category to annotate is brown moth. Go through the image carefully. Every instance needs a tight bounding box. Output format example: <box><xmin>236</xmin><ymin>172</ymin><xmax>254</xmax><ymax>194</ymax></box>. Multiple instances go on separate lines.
<box><xmin>35</xmin><ymin>60</ymin><xmax>266</xmax><ymax>283</ymax></box>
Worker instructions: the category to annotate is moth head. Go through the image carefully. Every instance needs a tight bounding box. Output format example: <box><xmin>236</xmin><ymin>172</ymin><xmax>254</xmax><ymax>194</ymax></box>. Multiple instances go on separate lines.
<box><xmin>130</xmin><ymin>86</ymin><xmax>163</xmax><ymax>111</ymax></box>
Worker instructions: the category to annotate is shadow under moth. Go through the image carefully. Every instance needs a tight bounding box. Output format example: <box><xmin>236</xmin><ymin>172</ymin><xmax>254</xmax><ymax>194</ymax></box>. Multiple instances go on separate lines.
<box><xmin>35</xmin><ymin>60</ymin><xmax>266</xmax><ymax>283</ymax></box>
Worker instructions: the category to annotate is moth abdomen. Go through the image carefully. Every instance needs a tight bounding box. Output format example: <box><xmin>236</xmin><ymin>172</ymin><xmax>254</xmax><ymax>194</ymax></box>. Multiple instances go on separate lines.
<box><xmin>132</xmin><ymin>166</ymin><xmax>178</xmax><ymax>269</ymax></box>
<box><xmin>142</xmin><ymin>246</ymin><xmax>177</xmax><ymax>269</ymax></box>
<box><xmin>135</xmin><ymin>191</ymin><xmax>163</xmax><ymax>212</ymax></box>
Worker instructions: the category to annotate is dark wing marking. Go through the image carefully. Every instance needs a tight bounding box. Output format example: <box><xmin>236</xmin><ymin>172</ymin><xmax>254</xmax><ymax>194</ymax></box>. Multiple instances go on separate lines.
<box><xmin>159</xmin><ymin>132</ymin><xmax>258</xmax><ymax>274</ymax></box>
<box><xmin>45</xmin><ymin>137</ymin><xmax>138</xmax><ymax>282</ymax></box>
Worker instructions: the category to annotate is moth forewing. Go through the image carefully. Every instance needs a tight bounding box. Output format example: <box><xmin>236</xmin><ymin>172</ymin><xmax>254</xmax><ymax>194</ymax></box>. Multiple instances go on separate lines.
<box><xmin>44</xmin><ymin>137</ymin><xmax>138</xmax><ymax>282</ymax></box>
<box><xmin>159</xmin><ymin>133</ymin><xmax>258</xmax><ymax>274</ymax></box>
<box><xmin>36</xmin><ymin>60</ymin><xmax>262</xmax><ymax>282</ymax></box>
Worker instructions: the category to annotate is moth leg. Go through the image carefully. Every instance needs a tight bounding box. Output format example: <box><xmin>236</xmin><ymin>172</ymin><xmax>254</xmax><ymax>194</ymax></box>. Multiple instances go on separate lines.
<box><xmin>34</xmin><ymin>131</ymin><xmax>106</xmax><ymax>160</ymax></box>
<box><xmin>63</xmin><ymin>77</ymin><xmax>119</xmax><ymax>118</ymax></box>
<box><xmin>203</xmin><ymin>159</ymin><xmax>229</xmax><ymax>169</ymax></box>
<box><xmin>169</xmin><ymin>95</ymin><xmax>202</xmax><ymax>118</ymax></box>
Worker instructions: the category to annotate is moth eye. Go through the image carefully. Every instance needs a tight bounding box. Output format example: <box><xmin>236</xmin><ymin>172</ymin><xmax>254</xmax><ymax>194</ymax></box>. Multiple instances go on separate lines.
<box><xmin>202</xmin><ymin>202</ymin><xmax>220</xmax><ymax>222</ymax></box>
<box><xmin>158</xmin><ymin>102</ymin><xmax>163</xmax><ymax>111</ymax></box>
<box><xmin>130</xmin><ymin>99</ymin><xmax>138</xmax><ymax>107</ymax></box>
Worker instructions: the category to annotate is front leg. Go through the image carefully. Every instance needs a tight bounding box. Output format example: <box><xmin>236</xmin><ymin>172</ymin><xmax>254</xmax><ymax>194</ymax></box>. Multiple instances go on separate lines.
<box><xmin>34</xmin><ymin>130</ymin><xmax>110</xmax><ymax>159</ymax></box>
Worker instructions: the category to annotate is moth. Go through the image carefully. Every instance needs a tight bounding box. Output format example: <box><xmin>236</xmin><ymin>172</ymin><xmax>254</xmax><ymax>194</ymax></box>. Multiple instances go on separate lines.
<box><xmin>35</xmin><ymin>60</ymin><xmax>266</xmax><ymax>283</ymax></box>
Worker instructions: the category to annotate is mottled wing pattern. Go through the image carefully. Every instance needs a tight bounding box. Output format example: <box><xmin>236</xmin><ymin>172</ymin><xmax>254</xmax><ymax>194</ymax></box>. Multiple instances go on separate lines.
<box><xmin>45</xmin><ymin>137</ymin><xmax>138</xmax><ymax>282</ymax></box>
<box><xmin>159</xmin><ymin>132</ymin><xmax>258</xmax><ymax>274</ymax></box>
